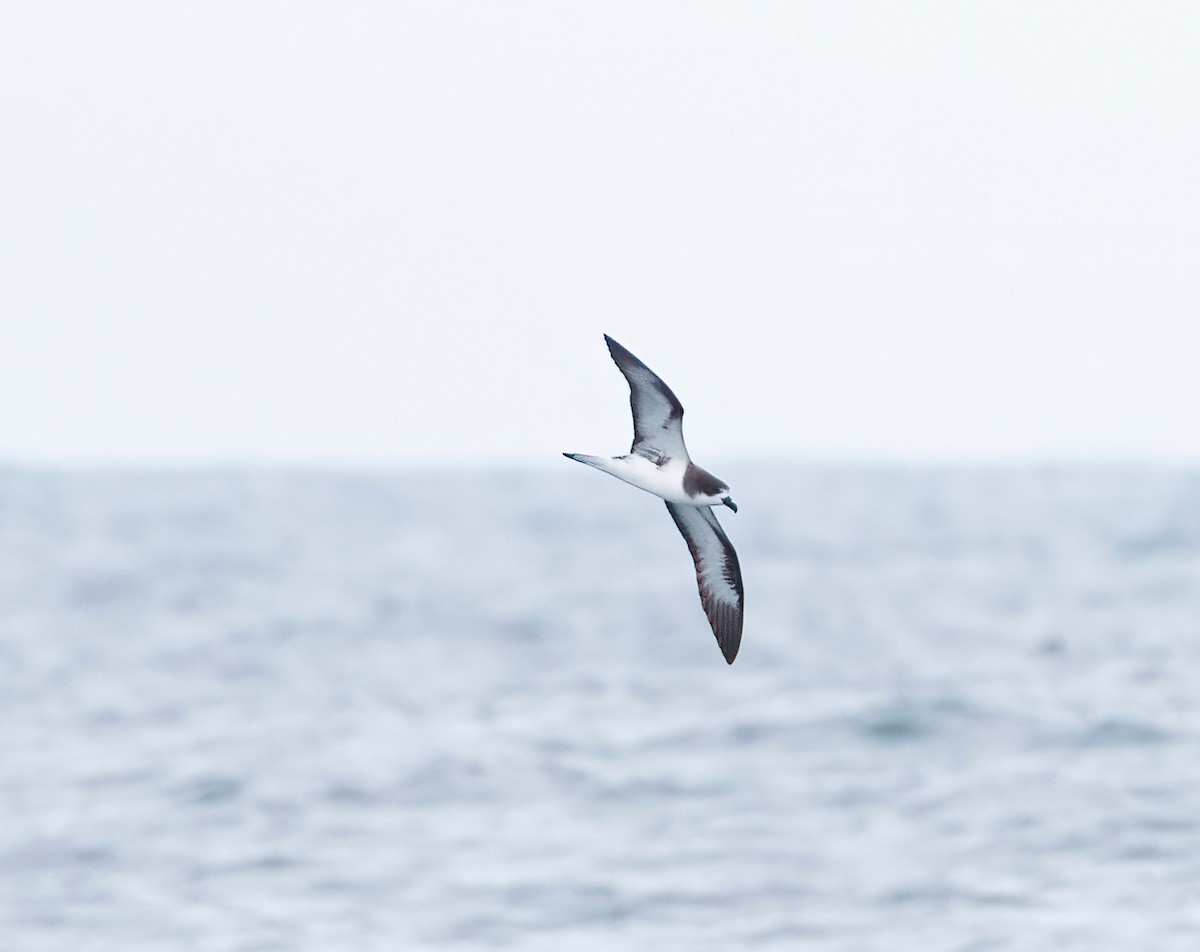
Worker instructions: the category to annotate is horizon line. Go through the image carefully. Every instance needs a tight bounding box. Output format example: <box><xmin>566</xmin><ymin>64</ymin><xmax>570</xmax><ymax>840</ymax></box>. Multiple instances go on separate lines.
<box><xmin>3</xmin><ymin>450</ymin><xmax>1199</xmax><ymax>475</ymax></box>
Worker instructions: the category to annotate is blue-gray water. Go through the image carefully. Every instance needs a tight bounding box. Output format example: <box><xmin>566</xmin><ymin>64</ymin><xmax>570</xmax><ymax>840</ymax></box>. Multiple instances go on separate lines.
<box><xmin>3</xmin><ymin>465</ymin><xmax>1200</xmax><ymax>951</ymax></box>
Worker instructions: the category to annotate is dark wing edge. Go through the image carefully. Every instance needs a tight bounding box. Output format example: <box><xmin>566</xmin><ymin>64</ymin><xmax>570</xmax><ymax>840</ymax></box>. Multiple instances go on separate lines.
<box><xmin>665</xmin><ymin>502</ymin><xmax>744</xmax><ymax>664</ymax></box>
<box><xmin>604</xmin><ymin>335</ymin><xmax>686</xmax><ymax>459</ymax></box>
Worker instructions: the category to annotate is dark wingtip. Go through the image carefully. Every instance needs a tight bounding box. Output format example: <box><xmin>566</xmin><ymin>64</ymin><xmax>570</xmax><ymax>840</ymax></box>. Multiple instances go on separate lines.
<box><xmin>604</xmin><ymin>335</ymin><xmax>647</xmax><ymax>379</ymax></box>
<box><xmin>716</xmin><ymin>605</ymin><xmax>742</xmax><ymax>664</ymax></box>
<box><xmin>563</xmin><ymin>452</ymin><xmax>579</xmax><ymax>460</ymax></box>
<box><xmin>604</xmin><ymin>334</ymin><xmax>629</xmax><ymax>360</ymax></box>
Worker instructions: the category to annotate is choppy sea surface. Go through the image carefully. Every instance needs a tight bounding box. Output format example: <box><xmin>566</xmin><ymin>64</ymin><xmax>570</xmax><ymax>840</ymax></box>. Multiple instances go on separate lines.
<box><xmin>2</xmin><ymin>464</ymin><xmax>1200</xmax><ymax>951</ymax></box>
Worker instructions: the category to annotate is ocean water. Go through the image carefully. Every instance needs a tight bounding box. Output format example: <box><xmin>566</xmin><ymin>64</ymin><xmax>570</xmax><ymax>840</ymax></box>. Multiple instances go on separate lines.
<box><xmin>2</xmin><ymin>464</ymin><xmax>1200</xmax><ymax>951</ymax></box>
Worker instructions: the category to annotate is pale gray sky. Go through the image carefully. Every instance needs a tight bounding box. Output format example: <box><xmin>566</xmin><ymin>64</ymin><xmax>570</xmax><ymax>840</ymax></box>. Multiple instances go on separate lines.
<box><xmin>3</xmin><ymin>3</ymin><xmax>1198</xmax><ymax>466</ymax></box>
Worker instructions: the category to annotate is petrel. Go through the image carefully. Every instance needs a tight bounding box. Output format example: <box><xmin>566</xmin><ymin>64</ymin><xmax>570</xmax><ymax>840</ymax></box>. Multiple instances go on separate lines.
<box><xmin>564</xmin><ymin>335</ymin><xmax>744</xmax><ymax>664</ymax></box>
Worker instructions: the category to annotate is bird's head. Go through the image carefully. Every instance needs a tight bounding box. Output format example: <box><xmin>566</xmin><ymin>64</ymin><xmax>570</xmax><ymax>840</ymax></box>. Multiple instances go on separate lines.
<box><xmin>693</xmin><ymin>468</ymin><xmax>737</xmax><ymax>512</ymax></box>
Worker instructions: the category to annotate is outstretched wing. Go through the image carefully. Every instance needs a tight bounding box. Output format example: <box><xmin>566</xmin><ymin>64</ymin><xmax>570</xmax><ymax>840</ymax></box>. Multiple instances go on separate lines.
<box><xmin>605</xmin><ymin>335</ymin><xmax>689</xmax><ymax>462</ymax></box>
<box><xmin>665</xmin><ymin>502</ymin><xmax>744</xmax><ymax>664</ymax></box>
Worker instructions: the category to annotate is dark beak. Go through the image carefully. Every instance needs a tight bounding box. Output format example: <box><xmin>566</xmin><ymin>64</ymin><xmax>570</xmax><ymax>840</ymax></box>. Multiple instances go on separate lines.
<box><xmin>722</xmin><ymin>496</ymin><xmax>738</xmax><ymax>513</ymax></box>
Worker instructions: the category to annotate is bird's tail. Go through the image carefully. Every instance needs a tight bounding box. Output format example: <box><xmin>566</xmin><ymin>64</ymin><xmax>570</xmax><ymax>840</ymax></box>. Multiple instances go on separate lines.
<box><xmin>562</xmin><ymin>453</ymin><xmax>608</xmax><ymax>471</ymax></box>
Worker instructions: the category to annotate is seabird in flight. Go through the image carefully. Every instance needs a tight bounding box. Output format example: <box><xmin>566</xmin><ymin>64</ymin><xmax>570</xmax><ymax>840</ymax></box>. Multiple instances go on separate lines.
<box><xmin>564</xmin><ymin>335</ymin><xmax>744</xmax><ymax>664</ymax></box>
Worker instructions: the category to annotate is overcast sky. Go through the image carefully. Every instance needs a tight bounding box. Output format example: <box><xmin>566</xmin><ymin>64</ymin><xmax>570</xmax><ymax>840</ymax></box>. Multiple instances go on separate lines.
<box><xmin>3</xmin><ymin>3</ymin><xmax>1198</xmax><ymax>467</ymax></box>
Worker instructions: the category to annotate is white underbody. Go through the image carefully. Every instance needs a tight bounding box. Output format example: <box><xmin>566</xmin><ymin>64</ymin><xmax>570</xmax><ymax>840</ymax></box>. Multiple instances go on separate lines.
<box><xmin>570</xmin><ymin>454</ymin><xmax>719</xmax><ymax>507</ymax></box>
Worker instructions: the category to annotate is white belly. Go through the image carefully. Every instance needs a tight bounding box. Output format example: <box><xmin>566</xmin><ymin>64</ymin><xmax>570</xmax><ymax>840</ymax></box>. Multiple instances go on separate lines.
<box><xmin>602</xmin><ymin>456</ymin><xmax>697</xmax><ymax>504</ymax></box>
